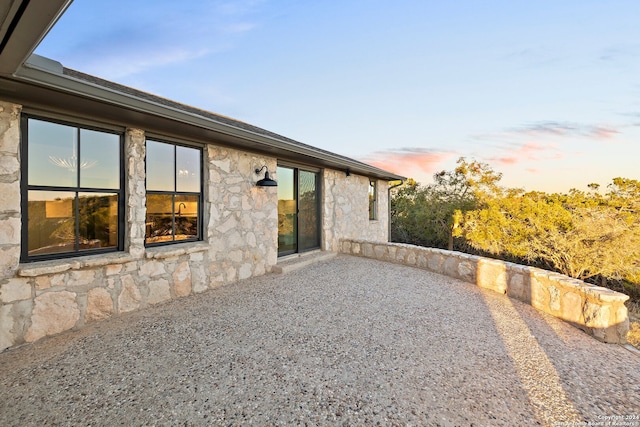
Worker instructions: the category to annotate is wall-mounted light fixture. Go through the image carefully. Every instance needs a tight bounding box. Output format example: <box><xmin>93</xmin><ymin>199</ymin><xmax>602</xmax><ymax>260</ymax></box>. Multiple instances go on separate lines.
<box><xmin>255</xmin><ymin>165</ymin><xmax>277</xmax><ymax>187</ymax></box>
<box><xmin>345</xmin><ymin>168</ymin><xmax>351</xmax><ymax>177</ymax></box>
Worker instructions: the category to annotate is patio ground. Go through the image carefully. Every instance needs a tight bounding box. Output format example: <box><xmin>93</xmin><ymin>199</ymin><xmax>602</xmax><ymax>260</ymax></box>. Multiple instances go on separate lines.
<box><xmin>1</xmin><ymin>255</ymin><xmax>638</xmax><ymax>426</ymax></box>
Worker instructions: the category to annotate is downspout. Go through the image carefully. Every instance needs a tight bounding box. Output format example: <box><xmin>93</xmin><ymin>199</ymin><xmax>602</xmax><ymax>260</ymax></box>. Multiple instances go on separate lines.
<box><xmin>387</xmin><ymin>180</ymin><xmax>404</xmax><ymax>242</ymax></box>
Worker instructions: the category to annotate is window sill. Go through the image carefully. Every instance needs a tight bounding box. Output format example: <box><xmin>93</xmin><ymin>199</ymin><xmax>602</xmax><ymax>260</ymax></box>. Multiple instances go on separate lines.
<box><xmin>144</xmin><ymin>242</ymin><xmax>209</xmax><ymax>260</ymax></box>
<box><xmin>18</xmin><ymin>252</ymin><xmax>135</xmax><ymax>277</ymax></box>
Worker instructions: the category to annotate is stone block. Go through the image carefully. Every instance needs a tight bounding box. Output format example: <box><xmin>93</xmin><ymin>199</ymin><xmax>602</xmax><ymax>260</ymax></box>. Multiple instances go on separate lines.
<box><xmin>583</xmin><ymin>302</ymin><xmax>610</xmax><ymax>329</ymax></box>
<box><xmin>443</xmin><ymin>257</ymin><xmax>458</xmax><ymax>278</ymax></box>
<box><xmin>352</xmin><ymin>242</ymin><xmax>361</xmax><ymax>255</ymax></box>
<box><xmin>173</xmin><ymin>261</ymin><xmax>192</xmax><ymax>297</ymax></box>
<box><xmin>69</xmin><ymin>270</ymin><xmax>96</xmax><ymax>288</ymax></box>
<box><xmin>24</xmin><ymin>291</ymin><xmax>79</xmax><ymax>343</ymax></box>
<box><xmin>416</xmin><ymin>253</ymin><xmax>427</xmax><ymax>269</ymax></box>
<box><xmin>105</xmin><ymin>264</ymin><xmax>123</xmax><ymax>276</ymax></box>
<box><xmin>403</xmin><ymin>250</ymin><xmax>415</xmax><ymax>266</ymax></box>
<box><xmin>0</xmin><ymin>182</ymin><xmax>20</xmax><ymax>211</ymax></box>
<box><xmin>529</xmin><ymin>271</ymin><xmax>551</xmax><ymax>312</ymax></box>
<box><xmin>86</xmin><ymin>288</ymin><xmax>114</xmax><ymax>322</ymax></box>
<box><xmin>139</xmin><ymin>260</ymin><xmax>166</xmax><ymax>277</ymax></box>
<box><xmin>426</xmin><ymin>252</ymin><xmax>444</xmax><ymax>273</ymax></box>
<box><xmin>0</xmin><ymin>246</ymin><xmax>20</xmax><ymax>278</ymax></box>
<box><xmin>35</xmin><ymin>276</ymin><xmax>51</xmax><ymax>291</ymax></box>
<box><xmin>239</xmin><ymin>263</ymin><xmax>252</xmax><ymax>280</ymax></box>
<box><xmin>363</xmin><ymin>243</ymin><xmax>374</xmax><ymax>258</ymax></box>
<box><xmin>0</xmin><ymin>217</ymin><xmax>20</xmax><ymax>245</ymax></box>
<box><xmin>561</xmin><ymin>292</ymin><xmax>583</xmax><ymax>324</ymax></box>
<box><xmin>147</xmin><ymin>279</ymin><xmax>171</xmax><ymax>305</ymax></box>
<box><xmin>0</xmin><ymin>278</ymin><xmax>31</xmax><ymax>302</ymax></box>
<box><xmin>118</xmin><ymin>275</ymin><xmax>141</xmax><ymax>313</ymax></box>
<box><xmin>387</xmin><ymin>246</ymin><xmax>397</xmax><ymax>261</ymax></box>
<box><xmin>549</xmin><ymin>286</ymin><xmax>560</xmax><ymax>312</ymax></box>
<box><xmin>507</xmin><ymin>273</ymin><xmax>526</xmax><ymax>302</ymax></box>
<box><xmin>192</xmin><ymin>264</ymin><xmax>208</xmax><ymax>293</ymax></box>
<box><xmin>476</xmin><ymin>258</ymin><xmax>507</xmax><ymax>294</ymax></box>
<box><xmin>0</xmin><ymin>304</ymin><xmax>15</xmax><ymax>352</ymax></box>
<box><xmin>0</xmin><ymin>153</ymin><xmax>19</xmax><ymax>176</ymax></box>
<box><xmin>457</xmin><ymin>261</ymin><xmax>475</xmax><ymax>283</ymax></box>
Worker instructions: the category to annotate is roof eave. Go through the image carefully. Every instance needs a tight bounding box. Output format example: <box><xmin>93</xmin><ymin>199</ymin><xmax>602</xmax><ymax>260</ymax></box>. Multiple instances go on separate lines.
<box><xmin>0</xmin><ymin>0</ymin><xmax>72</xmax><ymax>76</ymax></box>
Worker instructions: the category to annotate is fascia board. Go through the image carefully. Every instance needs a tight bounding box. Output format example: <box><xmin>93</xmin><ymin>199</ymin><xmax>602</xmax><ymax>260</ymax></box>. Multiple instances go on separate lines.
<box><xmin>0</xmin><ymin>0</ymin><xmax>72</xmax><ymax>75</ymax></box>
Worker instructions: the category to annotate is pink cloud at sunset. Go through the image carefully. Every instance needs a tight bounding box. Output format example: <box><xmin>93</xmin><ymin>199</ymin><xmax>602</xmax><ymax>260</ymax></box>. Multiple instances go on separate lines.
<box><xmin>488</xmin><ymin>142</ymin><xmax>564</xmax><ymax>166</ymax></box>
<box><xmin>363</xmin><ymin>148</ymin><xmax>454</xmax><ymax>179</ymax></box>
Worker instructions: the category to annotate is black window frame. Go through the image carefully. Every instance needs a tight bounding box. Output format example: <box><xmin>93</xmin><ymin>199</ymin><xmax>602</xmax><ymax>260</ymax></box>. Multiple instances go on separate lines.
<box><xmin>369</xmin><ymin>179</ymin><xmax>378</xmax><ymax>221</ymax></box>
<box><xmin>144</xmin><ymin>138</ymin><xmax>203</xmax><ymax>247</ymax></box>
<box><xmin>20</xmin><ymin>115</ymin><xmax>125</xmax><ymax>262</ymax></box>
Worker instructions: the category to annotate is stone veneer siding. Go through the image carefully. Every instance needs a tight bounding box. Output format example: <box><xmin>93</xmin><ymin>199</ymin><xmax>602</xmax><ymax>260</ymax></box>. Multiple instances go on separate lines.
<box><xmin>340</xmin><ymin>239</ymin><xmax>630</xmax><ymax>344</ymax></box>
<box><xmin>0</xmin><ymin>100</ymin><xmax>282</xmax><ymax>351</ymax></box>
<box><xmin>0</xmin><ymin>100</ymin><xmax>388</xmax><ymax>351</ymax></box>
<box><xmin>322</xmin><ymin>170</ymin><xmax>389</xmax><ymax>251</ymax></box>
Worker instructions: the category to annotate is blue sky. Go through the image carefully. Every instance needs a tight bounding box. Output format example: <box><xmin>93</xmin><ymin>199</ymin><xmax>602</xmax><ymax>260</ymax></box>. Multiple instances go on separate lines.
<box><xmin>35</xmin><ymin>0</ymin><xmax>640</xmax><ymax>192</ymax></box>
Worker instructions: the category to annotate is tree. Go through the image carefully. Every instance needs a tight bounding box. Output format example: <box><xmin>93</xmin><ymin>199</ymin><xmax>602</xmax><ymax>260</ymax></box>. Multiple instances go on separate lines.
<box><xmin>459</xmin><ymin>177</ymin><xmax>640</xmax><ymax>282</ymax></box>
<box><xmin>390</xmin><ymin>159</ymin><xmax>483</xmax><ymax>250</ymax></box>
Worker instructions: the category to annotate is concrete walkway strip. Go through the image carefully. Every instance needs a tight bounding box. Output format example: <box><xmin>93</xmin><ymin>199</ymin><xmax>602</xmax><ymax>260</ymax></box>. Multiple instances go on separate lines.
<box><xmin>0</xmin><ymin>255</ymin><xmax>638</xmax><ymax>426</ymax></box>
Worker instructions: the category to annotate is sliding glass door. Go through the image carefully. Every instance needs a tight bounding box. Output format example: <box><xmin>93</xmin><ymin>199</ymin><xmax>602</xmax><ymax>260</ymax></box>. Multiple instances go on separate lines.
<box><xmin>277</xmin><ymin>166</ymin><xmax>320</xmax><ymax>256</ymax></box>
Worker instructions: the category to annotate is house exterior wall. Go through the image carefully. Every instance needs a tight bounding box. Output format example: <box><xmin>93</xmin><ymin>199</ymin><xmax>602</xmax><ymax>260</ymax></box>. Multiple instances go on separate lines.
<box><xmin>0</xmin><ymin>100</ymin><xmax>388</xmax><ymax>351</ymax></box>
<box><xmin>322</xmin><ymin>169</ymin><xmax>389</xmax><ymax>251</ymax></box>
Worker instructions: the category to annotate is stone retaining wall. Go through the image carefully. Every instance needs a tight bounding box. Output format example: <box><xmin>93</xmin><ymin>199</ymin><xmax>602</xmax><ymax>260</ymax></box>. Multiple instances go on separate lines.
<box><xmin>339</xmin><ymin>239</ymin><xmax>630</xmax><ymax>344</ymax></box>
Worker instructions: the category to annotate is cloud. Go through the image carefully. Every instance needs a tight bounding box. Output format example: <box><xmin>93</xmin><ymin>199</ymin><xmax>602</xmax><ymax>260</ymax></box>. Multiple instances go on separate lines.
<box><xmin>509</xmin><ymin>121</ymin><xmax>620</xmax><ymax>140</ymax></box>
<box><xmin>82</xmin><ymin>47</ymin><xmax>212</xmax><ymax>80</ymax></box>
<box><xmin>362</xmin><ymin>148</ymin><xmax>454</xmax><ymax>177</ymax></box>
<box><xmin>37</xmin><ymin>0</ymin><xmax>263</xmax><ymax>80</ymax></box>
<box><xmin>488</xmin><ymin>142</ymin><xmax>563</xmax><ymax>166</ymax></box>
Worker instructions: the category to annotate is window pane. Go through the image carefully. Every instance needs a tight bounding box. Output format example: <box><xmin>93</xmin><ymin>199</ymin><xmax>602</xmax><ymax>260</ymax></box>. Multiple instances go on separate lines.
<box><xmin>298</xmin><ymin>170</ymin><xmax>319</xmax><ymax>251</ymax></box>
<box><xmin>80</xmin><ymin>129</ymin><xmax>120</xmax><ymax>189</ymax></box>
<box><xmin>28</xmin><ymin>190</ymin><xmax>76</xmax><ymax>256</ymax></box>
<box><xmin>78</xmin><ymin>193</ymin><xmax>118</xmax><ymax>250</ymax></box>
<box><xmin>28</xmin><ymin>119</ymin><xmax>78</xmax><ymax>187</ymax></box>
<box><xmin>174</xmin><ymin>194</ymin><xmax>199</xmax><ymax>241</ymax></box>
<box><xmin>369</xmin><ymin>180</ymin><xmax>377</xmax><ymax>220</ymax></box>
<box><xmin>146</xmin><ymin>194</ymin><xmax>174</xmax><ymax>243</ymax></box>
<box><xmin>277</xmin><ymin>166</ymin><xmax>297</xmax><ymax>254</ymax></box>
<box><xmin>146</xmin><ymin>140</ymin><xmax>174</xmax><ymax>191</ymax></box>
<box><xmin>176</xmin><ymin>146</ymin><xmax>201</xmax><ymax>192</ymax></box>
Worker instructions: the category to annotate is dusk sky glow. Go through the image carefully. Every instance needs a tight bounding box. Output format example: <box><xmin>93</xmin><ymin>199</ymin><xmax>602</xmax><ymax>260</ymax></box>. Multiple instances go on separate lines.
<box><xmin>35</xmin><ymin>0</ymin><xmax>640</xmax><ymax>192</ymax></box>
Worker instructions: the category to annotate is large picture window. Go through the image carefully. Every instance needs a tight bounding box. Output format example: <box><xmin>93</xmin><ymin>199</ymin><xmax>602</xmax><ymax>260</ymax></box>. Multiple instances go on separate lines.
<box><xmin>145</xmin><ymin>140</ymin><xmax>202</xmax><ymax>245</ymax></box>
<box><xmin>22</xmin><ymin>117</ymin><xmax>123</xmax><ymax>260</ymax></box>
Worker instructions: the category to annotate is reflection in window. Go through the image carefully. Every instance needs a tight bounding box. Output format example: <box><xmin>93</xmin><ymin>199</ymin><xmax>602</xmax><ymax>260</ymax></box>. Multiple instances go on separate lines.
<box><xmin>23</xmin><ymin>117</ymin><xmax>123</xmax><ymax>260</ymax></box>
<box><xmin>145</xmin><ymin>140</ymin><xmax>202</xmax><ymax>245</ymax></box>
<box><xmin>369</xmin><ymin>179</ymin><xmax>377</xmax><ymax>220</ymax></box>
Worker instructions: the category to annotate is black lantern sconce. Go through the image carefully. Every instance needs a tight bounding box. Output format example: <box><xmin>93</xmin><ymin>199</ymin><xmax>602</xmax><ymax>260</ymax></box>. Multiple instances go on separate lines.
<box><xmin>255</xmin><ymin>165</ymin><xmax>277</xmax><ymax>187</ymax></box>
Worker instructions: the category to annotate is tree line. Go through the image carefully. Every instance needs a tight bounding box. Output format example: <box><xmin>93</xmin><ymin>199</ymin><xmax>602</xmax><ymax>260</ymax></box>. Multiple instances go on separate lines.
<box><xmin>390</xmin><ymin>158</ymin><xmax>640</xmax><ymax>305</ymax></box>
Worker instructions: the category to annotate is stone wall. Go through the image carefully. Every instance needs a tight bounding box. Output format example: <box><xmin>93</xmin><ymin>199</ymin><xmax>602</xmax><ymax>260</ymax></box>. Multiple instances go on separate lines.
<box><xmin>340</xmin><ymin>239</ymin><xmax>630</xmax><ymax>344</ymax></box>
<box><xmin>322</xmin><ymin>170</ymin><xmax>389</xmax><ymax>251</ymax></box>
<box><xmin>0</xmin><ymin>100</ymin><xmax>281</xmax><ymax>352</ymax></box>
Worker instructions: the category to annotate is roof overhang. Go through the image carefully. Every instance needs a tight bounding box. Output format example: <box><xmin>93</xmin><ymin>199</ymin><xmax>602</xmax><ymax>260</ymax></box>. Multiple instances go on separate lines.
<box><xmin>0</xmin><ymin>0</ymin><xmax>72</xmax><ymax>76</ymax></box>
<box><xmin>0</xmin><ymin>1</ymin><xmax>405</xmax><ymax>182</ymax></box>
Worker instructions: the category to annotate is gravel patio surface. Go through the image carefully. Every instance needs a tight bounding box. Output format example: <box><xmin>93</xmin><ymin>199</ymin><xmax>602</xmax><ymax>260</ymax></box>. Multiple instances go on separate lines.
<box><xmin>1</xmin><ymin>255</ymin><xmax>638</xmax><ymax>426</ymax></box>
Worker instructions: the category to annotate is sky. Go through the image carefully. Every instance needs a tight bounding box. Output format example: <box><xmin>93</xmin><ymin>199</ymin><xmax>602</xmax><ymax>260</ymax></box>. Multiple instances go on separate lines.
<box><xmin>35</xmin><ymin>0</ymin><xmax>640</xmax><ymax>193</ymax></box>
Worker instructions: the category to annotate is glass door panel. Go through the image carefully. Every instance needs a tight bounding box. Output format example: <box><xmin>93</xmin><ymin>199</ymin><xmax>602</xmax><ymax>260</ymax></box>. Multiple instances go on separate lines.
<box><xmin>277</xmin><ymin>166</ymin><xmax>297</xmax><ymax>255</ymax></box>
<box><xmin>298</xmin><ymin>170</ymin><xmax>319</xmax><ymax>251</ymax></box>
